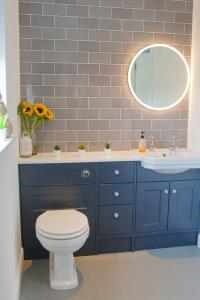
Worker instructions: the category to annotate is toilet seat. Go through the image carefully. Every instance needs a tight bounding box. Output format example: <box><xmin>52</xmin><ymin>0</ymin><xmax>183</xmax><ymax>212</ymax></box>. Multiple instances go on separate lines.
<box><xmin>36</xmin><ymin>209</ymin><xmax>89</xmax><ymax>240</ymax></box>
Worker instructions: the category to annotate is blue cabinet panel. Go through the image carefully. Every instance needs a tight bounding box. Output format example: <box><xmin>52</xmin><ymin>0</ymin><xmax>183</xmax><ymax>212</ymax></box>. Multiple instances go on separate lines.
<box><xmin>98</xmin><ymin>205</ymin><xmax>133</xmax><ymax>236</ymax></box>
<box><xmin>97</xmin><ymin>237</ymin><xmax>132</xmax><ymax>254</ymax></box>
<box><xmin>168</xmin><ymin>180</ymin><xmax>200</xmax><ymax>230</ymax></box>
<box><xmin>135</xmin><ymin>182</ymin><xmax>169</xmax><ymax>233</ymax></box>
<box><xmin>20</xmin><ymin>163</ymin><xmax>96</xmax><ymax>186</ymax></box>
<box><xmin>99</xmin><ymin>183</ymin><xmax>133</xmax><ymax>205</ymax></box>
<box><xmin>98</xmin><ymin>162</ymin><xmax>134</xmax><ymax>183</ymax></box>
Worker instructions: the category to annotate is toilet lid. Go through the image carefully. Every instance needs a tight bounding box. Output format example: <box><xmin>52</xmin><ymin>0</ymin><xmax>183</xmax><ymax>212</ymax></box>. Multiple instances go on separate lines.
<box><xmin>36</xmin><ymin>209</ymin><xmax>89</xmax><ymax>237</ymax></box>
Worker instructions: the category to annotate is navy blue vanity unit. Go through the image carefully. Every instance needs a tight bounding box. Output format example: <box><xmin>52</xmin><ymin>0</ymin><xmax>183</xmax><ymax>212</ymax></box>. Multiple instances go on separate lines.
<box><xmin>19</xmin><ymin>161</ymin><xmax>200</xmax><ymax>260</ymax></box>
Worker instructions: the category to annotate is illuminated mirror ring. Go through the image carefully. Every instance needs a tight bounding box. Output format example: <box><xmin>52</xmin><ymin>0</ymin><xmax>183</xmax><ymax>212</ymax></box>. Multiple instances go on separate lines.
<box><xmin>128</xmin><ymin>44</ymin><xmax>190</xmax><ymax>111</ymax></box>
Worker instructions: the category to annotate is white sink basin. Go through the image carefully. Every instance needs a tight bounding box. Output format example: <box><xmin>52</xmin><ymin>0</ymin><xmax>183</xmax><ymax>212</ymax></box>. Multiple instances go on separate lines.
<box><xmin>141</xmin><ymin>150</ymin><xmax>200</xmax><ymax>174</ymax></box>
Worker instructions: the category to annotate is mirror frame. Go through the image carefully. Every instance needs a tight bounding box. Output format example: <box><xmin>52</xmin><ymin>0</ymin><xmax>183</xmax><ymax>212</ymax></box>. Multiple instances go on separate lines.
<box><xmin>128</xmin><ymin>44</ymin><xmax>190</xmax><ymax>111</ymax></box>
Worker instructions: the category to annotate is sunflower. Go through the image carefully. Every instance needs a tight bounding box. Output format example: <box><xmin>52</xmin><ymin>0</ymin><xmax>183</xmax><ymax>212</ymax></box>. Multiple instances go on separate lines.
<box><xmin>22</xmin><ymin>101</ymin><xmax>33</xmax><ymax>116</ymax></box>
<box><xmin>45</xmin><ymin>108</ymin><xmax>54</xmax><ymax>120</ymax></box>
<box><xmin>34</xmin><ymin>103</ymin><xmax>47</xmax><ymax>118</ymax></box>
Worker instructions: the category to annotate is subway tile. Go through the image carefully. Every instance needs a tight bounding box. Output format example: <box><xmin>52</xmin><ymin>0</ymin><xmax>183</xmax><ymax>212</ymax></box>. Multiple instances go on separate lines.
<box><xmin>144</xmin><ymin>0</ymin><xmax>164</xmax><ymax>10</ymax></box>
<box><xmin>131</xmin><ymin>119</ymin><xmax>151</xmax><ymax>130</ymax></box>
<box><xmin>67</xmin><ymin>5</ymin><xmax>88</xmax><ymax>17</ymax></box>
<box><xmin>31</xmin><ymin>15</ymin><xmax>54</xmax><ymax>27</ymax></box>
<box><xmin>89</xmin><ymin>30</ymin><xmax>110</xmax><ymax>41</ymax></box>
<box><xmin>152</xmin><ymin>120</ymin><xmax>171</xmax><ymax>130</ymax></box>
<box><xmin>44</xmin><ymin>119</ymin><xmax>66</xmax><ymax>130</ymax></box>
<box><xmin>20</xmin><ymin>62</ymin><xmax>31</xmax><ymax>73</ymax></box>
<box><xmin>100</xmin><ymin>109</ymin><xmax>120</xmax><ymax>119</ymax></box>
<box><xmin>55</xmin><ymin>16</ymin><xmax>77</xmax><ymax>28</ymax></box>
<box><xmin>99</xmin><ymin>131</ymin><xmax>120</xmax><ymax>141</ymax></box>
<box><xmin>162</xmin><ymin>110</ymin><xmax>181</xmax><ymax>120</ymax></box>
<box><xmin>112</xmin><ymin>31</ymin><xmax>132</xmax><ymax>42</ymax></box>
<box><xmin>165</xmin><ymin>23</ymin><xmax>185</xmax><ymax>34</ymax></box>
<box><xmin>100</xmin><ymin>41</ymin><xmax>121</xmax><ymax>53</ymax></box>
<box><xmin>78</xmin><ymin>41</ymin><xmax>99</xmax><ymax>52</ymax></box>
<box><xmin>20</xmin><ymin>27</ymin><xmax>42</xmax><ymax>39</ymax></box>
<box><xmin>121</xmin><ymin>108</ymin><xmax>141</xmax><ymax>119</ymax></box>
<box><xmin>144</xmin><ymin>22</ymin><xmax>164</xmax><ymax>33</ymax></box>
<box><xmin>67</xmin><ymin>120</ymin><xmax>88</xmax><ymax>130</ymax></box>
<box><xmin>37</xmin><ymin>131</ymin><xmax>56</xmax><ymax>142</ymax></box>
<box><xmin>55</xmin><ymin>64</ymin><xmax>77</xmax><ymax>74</ymax></box>
<box><xmin>20</xmin><ymin>51</ymin><xmax>43</xmax><ymax>62</ymax></box>
<box><xmin>19</xmin><ymin>15</ymin><xmax>31</xmax><ymax>26</ymax></box>
<box><xmin>66</xmin><ymin>74</ymin><xmax>88</xmax><ymax>86</ymax></box>
<box><xmin>55</xmin><ymin>108</ymin><xmax>77</xmax><ymax>119</ymax></box>
<box><xmin>78</xmin><ymin>64</ymin><xmax>99</xmax><ymax>74</ymax></box>
<box><xmin>66</xmin><ymin>98</ymin><xmax>88</xmax><ymax>108</ymax></box>
<box><xmin>100</xmin><ymin>87</ymin><xmax>120</xmax><ymax>97</ymax></box>
<box><xmin>56</xmin><ymin>131</ymin><xmax>77</xmax><ymax>141</ymax></box>
<box><xmin>78</xmin><ymin>18</ymin><xmax>99</xmax><ymax>29</ymax></box>
<box><xmin>66</xmin><ymin>52</ymin><xmax>88</xmax><ymax>63</ymax></box>
<box><xmin>20</xmin><ymin>39</ymin><xmax>31</xmax><ymax>50</ymax></box>
<box><xmin>100</xmin><ymin>19</ymin><xmax>121</xmax><ymax>31</ymax></box>
<box><xmin>67</xmin><ymin>28</ymin><xmax>89</xmax><ymax>40</ymax></box>
<box><xmin>78</xmin><ymin>86</ymin><xmax>99</xmax><ymax>97</ymax></box>
<box><xmin>19</xmin><ymin>3</ymin><xmax>42</xmax><ymax>15</ymax></box>
<box><xmin>171</xmin><ymin>119</ymin><xmax>188</xmax><ymax>129</ymax></box>
<box><xmin>133</xmin><ymin>9</ymin><xmax>154</xmax><ymax>21</ymax></box>
<box><xmin>32</xmin><ymin>39</ymin><xmax>54</xmax><ymax>50</ymax></box>
<box><xmin>78</xmin><ymin>109</ymin><xmax>99</xmax><ymax>119</ymax></box>
<box><xmin>89</xmin><ymin>53</ymin><xmax>110</xmax><ymax>64</ymax></box>
<box><xmin>112</xmin><ymin>8</ymin><xmax>133</xmax><ymax>19</ymax></box>
<box><xmin>155</xmin><ymin>11</ymin><xmax>175</xmax><ymax>22</ymax></box>
<box><xmin>111</xmin><ymin>53</ymin><xmax>131</xmax><ymax>64</ymax></box>
<box><xmin>175</xmin><ymin>12</ymin><xmax>192</xmax><ymax>24</ymax></box>
<box><xmin>78</xmin><ymin>0</ymin><xmax>100</xmax><ymax>5</ymax></box>
<box><xmin>43</xmin><ymin>4</ymin><xmax>66</xmax><ymax>16</ymax></box>
<box><xmin>55</xmin><ymin>40</ymin><xmax>77</xmax><ymax>51</ymax></box>
<box><xmin>32</xmin><ymin>63</ymin><xmax>54</xmax><ymax>74</ymax></box>
<box><xmin>78</xmin><ymin>131</ymin><xmax>98</xmax><ymax>141</ymax></box>
<box><xmin>101</xmin><ymin>0</ymin><xmax>122</xmax><ymax>8</ymax></box>
<box><xmin>43</xmin><ymin>51</ymin><xmax>66</xmax><ymax>63</ymax></box>
<box><xmin>43</xmin><ymin>28</ymin><xmax>65</xmax><ymax>39</ymax></box>
<box><xmin>89</xmin><ymin>120</ymin><xmax>109</xmax><ymax>130</ymax></box>
<box><xmin>100</xmin><ymin>64</ymin><xmax>121</xmax><ymax>75</ymax></box>
<box><xmin>89</xmin><ymin>98</ymin><xmax>111</xmax><ymax>108</ymax></box>
<box><xmin>44</xmin><ymin>98</ymin><xmax>67</xmax><ymax>108</ymax></box>
<box><xmin>89</xmin><ymin>76</ymin><xmax>110</xmax><ymax>86</ymax></box>
<box><xmin>111</xmin><ymin>98</ymin><xmax>131</xmax><ymax>108</ymax></box>
<box><xmin>55</xmin><ymin>86</ymin><xmax>77</xmax><ymax>97</ymax></box>
<box><xmin>175</xmin><ymin>34</ymin><xmax>192</xmax><ymax>46</ymax></box>
<box><xmin>165</xmin><ymin>0</ymin><xmax>185</xmax><ymax>12</ymax></box>
<box><xmin>89</xmin><ymin>6</ymin><xmax>111</xmax><ymax>18</ymax></box>
<box><xmin>122</xmin><ymin>20</ymin><xmax>143</xmax><ymax>32</ymax></box>
<box><xmin>133</xmin><ymin>32</ymin><xmax>154</xmax><ymax>43</ymax></box>
<box><xmin>142</xmin><ymin>109</ymin><xmax>162</xmax><ymax>120</ymax></box>
<box><xmin>32</xmin><ymin>86</ymin><xmax>54</xmax><ymax>97</ymax></box>
<box><xmin>44</xmin><ymin>74</ymin><xmax>66</xmax><ymax>85</ymax></box>
<box><xmin>20</xmin><ymin>74</ymin><xmax>43</xmax><ymax>85</ymax></box>
<box><xmin>123</xmin><ymin>0</ymin><xmax>143</xmax><ymax>9</ymax></box>
<box><xmin>55</xmin><ymin>0</ymin><xmax>77</xmax><ymax>4</ymax></box>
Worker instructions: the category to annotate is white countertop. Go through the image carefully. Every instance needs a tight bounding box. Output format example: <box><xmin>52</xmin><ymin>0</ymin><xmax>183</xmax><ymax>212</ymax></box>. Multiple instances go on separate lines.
<box><xmin>18</xmin><ymin>151</ymin><xmax>143</xmax><ymax>164</ymax></box>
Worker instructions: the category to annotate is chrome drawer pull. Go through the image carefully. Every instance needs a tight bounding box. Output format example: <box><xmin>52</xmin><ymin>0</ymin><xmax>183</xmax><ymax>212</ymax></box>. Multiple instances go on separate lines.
<box><xmin>113</xmin><ymin>213</ymin><xmax>119</xmax><ymax>219</ymax></box>
<box><xmin>81</xmin><ymin>169</ymin><xmax>90</xmax><ymax>179</ymax></box>
<box><xmin>172</xmin><ymin>189</ymin><xmax>177</xmax><ymax>194</ymax></box>
<box><xmin>163</xmin><ymin>189</ymin><xmax>169</xmax><ymax>194</ymax></box>
<box><xmin>114</xmin><ymin>191</ymin><xmax>120</xmax><ymax>198</ymax></box>
<box><xmin>114</xmin><ymin>169</ymin><xmax>120</xmax><ymax>176</ymax></box>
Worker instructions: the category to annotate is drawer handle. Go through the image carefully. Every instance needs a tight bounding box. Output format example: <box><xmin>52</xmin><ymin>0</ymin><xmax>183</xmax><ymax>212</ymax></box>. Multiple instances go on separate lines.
<box><xmin>163</xmin><ymin>189</ymin><xmax>169</xmax><ymax>194</ymax></box>
<box><xmin>113</xmin><ymin>213</ymin><xmax>119</xmax><ymax>219</ymax></box>
<box><xmin>114</xmin><ymin>169</ymin><xmax>120</xmax><ymax>176</ymax></box>
<box><xmin>81</xmin><ymin>169</ymin><xmax>90</xmax><ymax>179</ymax></box>
<box><xmin>172</xmin><ymin>189</ymin><xmax>177</xmax><ymax>194</ymax></box>
<box><xmin>114</xmin><ymin>191</ymin><xmax>120</xmax><ymax>198</ymax></box>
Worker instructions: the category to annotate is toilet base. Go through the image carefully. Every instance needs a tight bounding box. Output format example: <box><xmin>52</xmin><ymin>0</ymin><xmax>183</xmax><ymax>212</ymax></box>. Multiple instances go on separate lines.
<box><xmin>49</xmin><ymin>252</ymin><xmax>78</xmax><ymax>290</ymax></box>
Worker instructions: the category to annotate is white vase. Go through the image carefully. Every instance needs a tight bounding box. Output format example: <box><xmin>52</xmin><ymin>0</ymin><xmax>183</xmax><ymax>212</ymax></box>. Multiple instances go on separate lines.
<box><xmin>104</xmin><ymin>148</ymin><xmax>111</xmax><ymax>158</ymax></box>
<box><xmin>20</xmin><ymin>132</ymin><xmax>32</xmax><ymax>158</ymax></box>
<box><xmin>0</xmin><ymin>128</ymin><xmax>7</xmax><ymax>141</ymax></box>
<box><xmin>53</xmin><ymin>150</ymin><xmax>61</xmax><ymax>159</ymax></box>
<box><xmin>78</xmin><ymin>149</ymin><xmax>85</xmax><ymax>158</ymax></box>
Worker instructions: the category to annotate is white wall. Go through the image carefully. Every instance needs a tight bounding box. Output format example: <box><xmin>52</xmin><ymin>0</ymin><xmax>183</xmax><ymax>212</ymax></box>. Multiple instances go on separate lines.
<box><xmin>0</xmin><ymin>0</ymin><xmax>22</xmax><ymax>299</ymax></box>
<box><xmin>188</xmin><ymin>0</ymin><xmax>200</xmax><ymax>150</ymax></box>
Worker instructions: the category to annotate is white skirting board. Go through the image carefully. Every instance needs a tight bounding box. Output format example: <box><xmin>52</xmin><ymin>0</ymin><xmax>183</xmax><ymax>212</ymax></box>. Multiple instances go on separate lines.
<box><xmin>14</xmin><ymin>248</ymin><xmax>24</xmax><ymax>300</ymax></box>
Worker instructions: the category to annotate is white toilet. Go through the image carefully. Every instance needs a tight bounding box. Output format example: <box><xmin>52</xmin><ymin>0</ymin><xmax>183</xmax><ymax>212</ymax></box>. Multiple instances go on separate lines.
<box><xmin>35</xmin><ymin>209</ymin><xmax>89</xmax><ymax>290</ymax></box>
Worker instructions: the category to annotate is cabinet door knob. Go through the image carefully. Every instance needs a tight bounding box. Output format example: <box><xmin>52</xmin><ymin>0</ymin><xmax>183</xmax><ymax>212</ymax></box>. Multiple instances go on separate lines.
<box><xmin>172</xmin><ymin>189</ymin><xmax>177</xmax><ymax>194</ymax></box>
<box><xmin>114</xmin><ymin>191</ymin><xmax>120</xmax><ymax>198</ymax></box>
<box><xmin>81</xmin><ymin>169</ymin><xmax>90</xmax><ymax>179</ymax></box>
<box><xmin>163</xmin><ymin>189</ymin><xmax>169</xmax><ymax>194</ymax></box>
<box><xmin>113</xmin><ymin>213</ymin><xmax>119</xmax><ymax>219</ymax></box>
<box><xmin>114</xmin><ymin>169</ymin><xmax>120</xmax><ymax>176</ymax></box>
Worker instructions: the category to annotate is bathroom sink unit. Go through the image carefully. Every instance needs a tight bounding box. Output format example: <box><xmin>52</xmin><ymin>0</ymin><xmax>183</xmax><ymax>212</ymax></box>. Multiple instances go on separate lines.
<box><xmin>141</xmin><ymin>150</ymin><xmax>200</xmax><ymax>174</ymax></box>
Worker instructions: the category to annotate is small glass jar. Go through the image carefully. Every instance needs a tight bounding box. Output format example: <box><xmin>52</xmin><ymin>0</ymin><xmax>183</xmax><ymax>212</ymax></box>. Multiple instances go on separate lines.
<box><xmin>20</xmin><ymin>132</ymin><xmax>32</xmax><ymax>158</ymax></box>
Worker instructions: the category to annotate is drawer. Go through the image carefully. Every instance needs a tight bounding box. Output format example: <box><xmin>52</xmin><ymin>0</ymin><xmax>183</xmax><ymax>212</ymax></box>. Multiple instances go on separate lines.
<box><xmin>98</xmin><ymin>205</ymin><xmax>133</xmax><ymax>236</ymax></box>
<box><xmin>98</xmin><ymin>162</ymin><xmax>134</xmax><ymax>183</ymax></box>
<box><xmin>99</xmin><ymin>183</ymin><xmax>133</xmax><ymax>205</ymax></box>
<box><xmin>19</xmin><ymin>163</ymin><xmax>96</xmax><ymax>186</ymax></box>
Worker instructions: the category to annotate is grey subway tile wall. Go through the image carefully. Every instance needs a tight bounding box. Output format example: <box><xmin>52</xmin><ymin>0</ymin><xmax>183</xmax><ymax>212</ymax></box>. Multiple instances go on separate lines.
<box><xmin>19</xmin><ymin>0</ymin><xmax>193</xmax><ymax>152</ymax></box>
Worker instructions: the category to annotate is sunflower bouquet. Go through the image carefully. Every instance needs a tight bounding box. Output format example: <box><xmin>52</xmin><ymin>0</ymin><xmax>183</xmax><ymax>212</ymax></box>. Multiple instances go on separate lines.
<box><xmin>17</xmin><ymin>101</ymin><xmax>54</xmax><ymax>154</ymax></box>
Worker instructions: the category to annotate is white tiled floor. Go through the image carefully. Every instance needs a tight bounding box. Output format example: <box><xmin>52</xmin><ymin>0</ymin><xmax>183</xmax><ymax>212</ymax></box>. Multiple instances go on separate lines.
<box><xmin>20</xmin><ymin>246</ymin><xmax>200</xmax><ymax>300</ymax></box>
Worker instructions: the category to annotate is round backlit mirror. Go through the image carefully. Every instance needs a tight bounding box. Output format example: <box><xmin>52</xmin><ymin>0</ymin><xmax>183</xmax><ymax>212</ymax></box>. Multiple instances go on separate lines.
<box><xmin>128</xmin><ymin>44</ymin><xmax>190</xmax><ymax>110</ymax></box>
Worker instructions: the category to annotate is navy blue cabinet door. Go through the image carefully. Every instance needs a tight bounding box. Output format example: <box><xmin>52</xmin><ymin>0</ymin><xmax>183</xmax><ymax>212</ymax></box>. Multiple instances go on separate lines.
<box><xmin>168</xmin><ymin>180</ymin><xmax>200</xmax><ymax>230</ymax></box>
<box><xmin>135</xmin><ymin>182</ymin><xmax>169</xmax><ymax>233</ymax></box>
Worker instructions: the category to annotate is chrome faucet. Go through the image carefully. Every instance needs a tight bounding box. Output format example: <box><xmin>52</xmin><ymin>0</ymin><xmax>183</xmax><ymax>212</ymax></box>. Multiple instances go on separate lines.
<box><xmin>169</xmin><ymin>136</ymin><xmax>177</xmax><ymax>153</ymax></box>
<box><xmin>149</xmin><ymin>136</ymin><xmax>156</xmax><ymax>152</ymax></box>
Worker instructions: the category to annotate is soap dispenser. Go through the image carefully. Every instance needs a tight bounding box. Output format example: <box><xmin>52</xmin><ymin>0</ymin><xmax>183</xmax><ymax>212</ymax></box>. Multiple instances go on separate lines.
<box><xmin>139</xmin><ymin>131</ymin><xmax>146</xmax><ymax>153</ymax></box>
